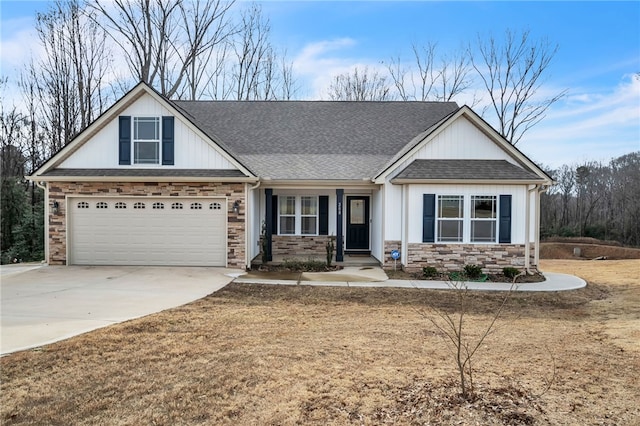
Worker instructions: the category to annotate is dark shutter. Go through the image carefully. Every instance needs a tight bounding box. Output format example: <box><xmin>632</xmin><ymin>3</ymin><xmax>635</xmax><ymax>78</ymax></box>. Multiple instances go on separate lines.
<box><xmin>271</xmin><ymin>195</ymin><xmax>278</xmax><ymax>235</ymax></box>
<box><xmin>499</xmin><ymin>195</ymin><xmax>512</xmax><ymax>243</ymax></box>
<box><xmin>319</xmin><ymin>196</ymin><xmax>329</xmax><ymax>235</ymax></box>
<box><xmin>118</xmin><ymin>116</ymin><xmax>131</xmax><ymax>165</ymax></box>
<box><xmin>422</xmin><ymin>194</ymin><xmax>436</xmax><ymax>243</ymax></box>
<box><xmin>161</xmin><ymin>116</ymin><xmax>174</xmax><ymax>165</ymax></box>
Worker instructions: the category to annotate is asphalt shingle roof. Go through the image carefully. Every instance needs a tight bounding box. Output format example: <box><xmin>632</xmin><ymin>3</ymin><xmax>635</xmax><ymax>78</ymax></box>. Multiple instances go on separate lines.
<box><xmin>392</xmin><ymin>160</ymin><xmax>544</xmax><ymax>181</ymax></box>
<box><xmin>172</xmin><ymin>100</ymin><xmax>459</xmax><ymax>180</ymax></box>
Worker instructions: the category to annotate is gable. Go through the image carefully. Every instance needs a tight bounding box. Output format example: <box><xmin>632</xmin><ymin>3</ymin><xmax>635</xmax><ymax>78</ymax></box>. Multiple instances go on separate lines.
<box><xmin>377</xmin><ymin>107</ymin><xmax>552</xmax><ymax>184</ymax></box>
<box><xmin>57</xmin><ymin>92</ymin><xmax>238</xmax><ymax>170</ymax></box>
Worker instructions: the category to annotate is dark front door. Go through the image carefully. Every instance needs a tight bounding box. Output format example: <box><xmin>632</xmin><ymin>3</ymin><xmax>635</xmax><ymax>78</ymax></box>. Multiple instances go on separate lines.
<box><xmin>346</xmin><ymin>196</ymin><xmax>370</xmax><ymax>252</ymax></box>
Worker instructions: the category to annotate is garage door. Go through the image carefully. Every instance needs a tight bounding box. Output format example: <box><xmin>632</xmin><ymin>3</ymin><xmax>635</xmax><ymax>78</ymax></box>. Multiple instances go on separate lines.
<box><xmin>69</xmin><ymin>197</ymin><xmax>227</xmax><ymax>266</ymax></box>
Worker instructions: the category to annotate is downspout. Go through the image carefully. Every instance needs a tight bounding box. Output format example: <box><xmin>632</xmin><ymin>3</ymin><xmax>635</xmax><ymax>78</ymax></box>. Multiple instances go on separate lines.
<box><xmin>35</xmin><ymin>180</ymin><xmax>49</xmax><ymax>265</ymax></box>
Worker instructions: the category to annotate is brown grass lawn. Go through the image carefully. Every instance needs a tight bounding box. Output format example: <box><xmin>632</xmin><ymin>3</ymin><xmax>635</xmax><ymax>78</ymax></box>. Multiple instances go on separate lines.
<box><xmin>2</xmin><ymin>260</ymin><xmax>639</xmax><ymax>425</ymax></box>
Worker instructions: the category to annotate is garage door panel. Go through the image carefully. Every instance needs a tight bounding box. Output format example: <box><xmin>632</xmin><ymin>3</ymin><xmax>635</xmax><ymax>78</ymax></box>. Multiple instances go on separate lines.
<box><xmin>70</xmin><ymin>197</ymin><xmax>227</xmax><ymax>266</ymax></box>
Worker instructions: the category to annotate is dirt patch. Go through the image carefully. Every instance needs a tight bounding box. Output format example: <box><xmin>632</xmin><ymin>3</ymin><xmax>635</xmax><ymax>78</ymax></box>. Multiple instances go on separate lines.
<box><xmin>540</xmin><ymin>242</ymin><xmax>640</xmax><ymax>260</ymax></box>
<box><xmin>1</xmin><ymin>260</ymin><xmax>639</xmax><ymax>425</ymax></box>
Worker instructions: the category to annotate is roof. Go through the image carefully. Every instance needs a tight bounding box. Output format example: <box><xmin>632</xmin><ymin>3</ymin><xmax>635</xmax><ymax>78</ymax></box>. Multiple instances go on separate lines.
<box><xmin>172</xmin><ymin>100</ymin><xmax>459</xmax><ymax>180</ymax></box>
<box><xmin>391</xmin><ymin>159</ymin><xmax>545</xmax><ymax>183</ymax></box>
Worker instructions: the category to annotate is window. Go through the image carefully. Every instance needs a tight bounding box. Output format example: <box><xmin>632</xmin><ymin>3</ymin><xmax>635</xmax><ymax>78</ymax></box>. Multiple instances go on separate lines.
<box><xmin>171</xmin><ymin>202</ymin><xmax>183</xmax><ymax>210</ymax></box>
<box><xmin>96</xmin><ymin>202</ymin><xmax>108</xmax><ymax>209</ymax></box>
<box><xmin>471</xmin><ymin>196</ymin><xmax>497</xmax><ymax>242</ymax></box>
<box><xmin>278</xmin><ymin>195</ymin><xmax>319</xmax><ymax>235</ymax></box>
<box><xmin>190</xmin><ymin>202</ymin><xmax>202</xmax><ymax>210</ymax></box>
<box><xmin>437</xmin><ymin>195</ymin><xmax>463</xmax><ymax>242</ymax></box>
<box><xmin>300</xmin><ymin>196</ymin><xmax>318</xmax><ymax>235</ymax></box>
<box><xmin>210</xmin><ymin>202</ymin><xmax>221</xmax><ymax>210</ymax></box>
<box><xmin>152</xmin><ymin>202</ymin><xmax>164</xmax><ymax>209</ymax></box>
<box><xmin>134</xmin><ymin>202</ymin><xmax>146</xmax><ymax>209</ymax></box>
<box><xmin>77</xmin><ymin>201</ymin><xmax>89</xmax><ymax>209</ymax></box>
<box><xmin>115</xmin><ymin>202</ymin><xmax>127</xmax><ymax>209</ymax></box>
<box><xmin>133</xmin><ymin>117</ymin><xmax>160</xmax><ymax>164</ymax></box>
<box><xmin>279</xmin><ymin>196</ymin><xmax>296</xmax><ymax>235</ymax></box>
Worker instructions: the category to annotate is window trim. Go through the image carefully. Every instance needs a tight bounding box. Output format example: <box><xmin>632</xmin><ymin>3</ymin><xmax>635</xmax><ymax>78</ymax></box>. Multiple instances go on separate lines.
<box><xmin>436</xmin><ymin>195</ymin><xmax>464</xmax><ymax>243</ymax></box>
<box><xmin>278</xmin><ymin>195</ymin><xmax>319</xmax><ymax>236</ymax></box>
<box><xmin>433</xmin><ymin>194</ymin><xmax>502</xmax><ymax>244</ymax></box>
<box><xmin>470</xmin><ymin>195</ymin><xmax>498</xmax><ymax>243</ymax></box>
<box><xmin>132</xmin><ymin>116</ymin><xmax>161</xmax><ymax>165</ymax></box>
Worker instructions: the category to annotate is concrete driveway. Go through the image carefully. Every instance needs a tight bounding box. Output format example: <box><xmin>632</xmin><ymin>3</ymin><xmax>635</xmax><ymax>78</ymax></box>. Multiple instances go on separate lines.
<box><xmin>1</xmin><ymin>265</ymin><xmax>241</xmax><ymax>355</ymax></box>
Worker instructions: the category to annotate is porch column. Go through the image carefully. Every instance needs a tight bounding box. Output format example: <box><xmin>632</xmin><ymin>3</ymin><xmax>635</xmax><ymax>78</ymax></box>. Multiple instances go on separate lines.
<box><xmin>336</xmin><ymin>189</ymin><xmax>344</xmax><ymax>262</ymax></box>
<box><xmin>265</xmin><ymin>188</ymin><xmax>273</xmax><ymax>262</ymax></box>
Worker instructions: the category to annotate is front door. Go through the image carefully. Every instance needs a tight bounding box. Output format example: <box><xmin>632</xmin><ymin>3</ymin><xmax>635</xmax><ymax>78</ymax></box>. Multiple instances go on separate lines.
<box><xmin>346</xmin><ymin>196</ymin><xmax>370</xmax><ymax>252</ymax></box>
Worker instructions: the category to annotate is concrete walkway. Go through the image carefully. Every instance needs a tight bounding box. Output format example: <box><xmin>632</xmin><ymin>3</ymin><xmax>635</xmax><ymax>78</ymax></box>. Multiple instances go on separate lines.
<box><xmin>233</xmin><ymin>267</ymin><xmax>587</xmax><ymax>292</ymax></box>
<box><xmin>1</xmin><ymin>265</ymin><xmax>240</xmax><ymax>355</ymax></box>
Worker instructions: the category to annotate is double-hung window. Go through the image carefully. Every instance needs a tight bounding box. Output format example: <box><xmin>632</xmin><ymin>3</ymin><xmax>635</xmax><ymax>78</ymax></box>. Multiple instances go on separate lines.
<box><xmin>133</xmin><ymin>117</ymin><xmax>160</xmax><ymax>164</ymax></box>
<box><xmin>471</xmin><ymin>196</ymin><xmax>497</xmax><ymax>242</ymax></box>
<box><xmin>437</xmin><ymin>195</ymin><xmax>464</xmax><ymax>242</ymax></box>
<box><xmin>279</xmin><ymin>195</ymin><xmax>318</xmax><ymax>235</ymax></box>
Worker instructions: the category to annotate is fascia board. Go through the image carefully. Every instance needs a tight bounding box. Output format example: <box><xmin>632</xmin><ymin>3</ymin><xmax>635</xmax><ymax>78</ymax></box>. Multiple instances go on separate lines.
<box><xmin>261</xmin><ymin>179</ymin><xmax>381</xmax><ymax>188</ymax></box>
<box><xmin>27</xmin><ymin>175</ymin><xmax>258</xmax><ymax>183</ymax></box>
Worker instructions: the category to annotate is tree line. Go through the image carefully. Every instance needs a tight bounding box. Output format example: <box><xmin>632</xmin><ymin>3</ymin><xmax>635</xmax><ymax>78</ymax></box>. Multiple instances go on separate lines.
<box><xmin>541</xmin><ymin>152</ymin><xmax>640</xmax><ymax>247</ymax></box>
<box><xmin>0</xmin><ymin>0</ymin><xmax>634</xmax><ymax>262</ymax></box>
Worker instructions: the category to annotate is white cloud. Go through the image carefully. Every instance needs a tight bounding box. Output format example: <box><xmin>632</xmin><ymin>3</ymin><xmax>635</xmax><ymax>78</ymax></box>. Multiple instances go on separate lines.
<box><xmin>292</xmin><ymin>37</ymin><xmax>389</xmax><ymax>99</ymax></box>
<box><xmin>521</xmin><ymin>74</ymin><xmax>640</xmax><ymax>168</ymax></box>
<box><xmin>0</xmin><ymin>17</ymin><xmax>42</xmax><ymax>76</ymax></box>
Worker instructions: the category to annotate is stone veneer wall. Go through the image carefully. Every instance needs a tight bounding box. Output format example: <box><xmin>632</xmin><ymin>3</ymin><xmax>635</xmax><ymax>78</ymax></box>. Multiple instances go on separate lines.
<box><xmin>271</xmin><ymin>235</ymin><xmax>332</xmax><ymax>258</ymax></box>
<box><xmin>47</xmin><ymin>182</ymin><xmax>246</xmax><ymax>268</ymax></box>
<box><xmin>383</xmin><ymin>241</ymin><xmax>535</xmax><ymax>273</ymax></box>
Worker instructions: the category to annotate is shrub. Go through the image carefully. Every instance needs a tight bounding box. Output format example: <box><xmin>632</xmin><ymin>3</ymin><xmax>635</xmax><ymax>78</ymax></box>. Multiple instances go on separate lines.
<box><xmin>422</xmin><ymin>266</ymin><xmax>438</xmax><ymax>278</ymax></box>
<box><xmin>463</xmin><ymin>264</ymin><xmax>483</xmax><ymax>280</ymax></box>
<box><xmin>282</xmin><ymin>258</ymin><xmax>327</xmax><ymax>272</ymax></box>
<box><xmin>503</xmin><ymin>267</ymin><xmax>520</xmax><ymax>279</ymax></box>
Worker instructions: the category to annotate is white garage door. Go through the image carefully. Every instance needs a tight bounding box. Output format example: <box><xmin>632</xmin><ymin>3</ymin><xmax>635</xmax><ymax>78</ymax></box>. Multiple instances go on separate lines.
<box><xmin>69</xmin><ymin>197</ymin><xmax>227</xmax><ymax>266</ymax></box>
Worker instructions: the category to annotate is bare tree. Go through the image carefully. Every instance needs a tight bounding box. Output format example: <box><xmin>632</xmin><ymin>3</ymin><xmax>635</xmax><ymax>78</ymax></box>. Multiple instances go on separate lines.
<box><xmin>389</xmin><ymin>43</ymin><xmax>473</xmax><ymax>102</ymax></box>
<box><xmin>32</xmin><ymin>0</ymin><xmax>112</xmax><ymax>150</ymax></box>
<box><xmin>471</xmin><ymin>29</ymin><xmax>566</xmax><ymax>145</ymax></box>
<box><xmin>328</xmin><ymin>66</ymin><xmax>394</xmax><ymax>101</ymax></box>
<box><xmin>89</xmin><ymin>0</ymin><xmax>235</xmax><ymax>98</ymax></box>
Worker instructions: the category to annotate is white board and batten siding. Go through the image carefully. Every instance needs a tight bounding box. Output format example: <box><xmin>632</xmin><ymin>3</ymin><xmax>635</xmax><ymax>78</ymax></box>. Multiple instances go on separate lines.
<box><xmin>59</xmin><ymin>93</ymin><xmax>237</xmax><ymax>170</ymax></box>
<box><xmin>68</xmin><ymin>197</ymin><xmax>227</xmax><ymax>266</ymax></box>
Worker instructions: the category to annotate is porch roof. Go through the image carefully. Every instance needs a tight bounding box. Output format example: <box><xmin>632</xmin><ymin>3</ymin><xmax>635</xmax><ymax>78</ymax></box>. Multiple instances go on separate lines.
<box><xmin>390</xmin><ymin>159</ymin><xmax>545</xmax><ymax>183</ymax></box>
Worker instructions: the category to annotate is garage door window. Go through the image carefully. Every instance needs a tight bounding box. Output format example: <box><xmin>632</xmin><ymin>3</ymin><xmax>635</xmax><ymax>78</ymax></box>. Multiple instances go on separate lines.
<box><xmin>152</xmin><ymin>202</ymin><xmax>164</xmax><ymax>209</ymax></box>
<box><xmin>115</xmin><ymin>202</ymin><xmax>127</xmax><ymax>209</ymax></box>
<box><xmin>191</xmin><ymin>202</ymin><xmax>202</xmax><ymax>210</ymax></box>
<box><xmin>78</xmin><ymin>201</ymin><xmax>89</xmax><ymax>209</ymax></box>
<box><xmin>210</xmin><ymin>202</ymin><xmax>221</xmax><ymax>210</ymax></box>
<box><xmin>172</xmin><ymin>202</ymin><xmax>183</xmax><ymax>210</ymax></box>
<box><xmin>96</xmin><ymin>202</ymin><xmax>108</xmax><ymax>209</ymax></box>
<box><xmin>134</xmin><ymin>202</ymin><xmax>146</xmax><ymax>209</ymax></box>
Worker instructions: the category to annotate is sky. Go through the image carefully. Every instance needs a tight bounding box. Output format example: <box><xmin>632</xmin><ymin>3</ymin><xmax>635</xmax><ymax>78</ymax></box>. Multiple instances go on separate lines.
<box><xmin>1</xmin><ymin>1</ymin><xmax>639</xmax><ymax>169</ymax></box>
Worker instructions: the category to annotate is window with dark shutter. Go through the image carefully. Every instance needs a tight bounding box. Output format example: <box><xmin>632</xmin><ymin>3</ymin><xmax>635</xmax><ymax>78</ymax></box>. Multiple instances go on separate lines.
<box><xmin>499</xmin><ymin>195</ymin><xmax>512</xmax><ymax>243</ymax></box>
<box><xmin>119</xmin><ymin>116</ymin><xmax>131</xmax><ymax>165</ymax></box>
<box><xmin>422</xmin><ymin>194</ymin><xmax>436</xmax><ymax>243</ymax></box>
<box><xmin>318</xmin><ymin>196</ymin><xmax>329</xmax><ymax>235</ymax></box>
<box><xmin>162</xmin><ymin>116</ymin><xmax>174</xmax><ymax>165</ymax></box>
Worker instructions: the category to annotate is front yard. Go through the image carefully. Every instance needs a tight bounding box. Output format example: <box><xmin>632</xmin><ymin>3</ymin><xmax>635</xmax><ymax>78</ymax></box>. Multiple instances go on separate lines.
<box><xmin>1</xmin><ymin>260</ymin><xmax>639</xmax><ymax>425</ymax></box>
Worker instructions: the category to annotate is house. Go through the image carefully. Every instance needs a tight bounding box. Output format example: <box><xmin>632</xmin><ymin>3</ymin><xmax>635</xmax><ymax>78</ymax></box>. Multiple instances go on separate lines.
<box><xmin>28</xmin><ymin>82</ymin><xmax>553</xmax><ymax>273</ymax></box>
